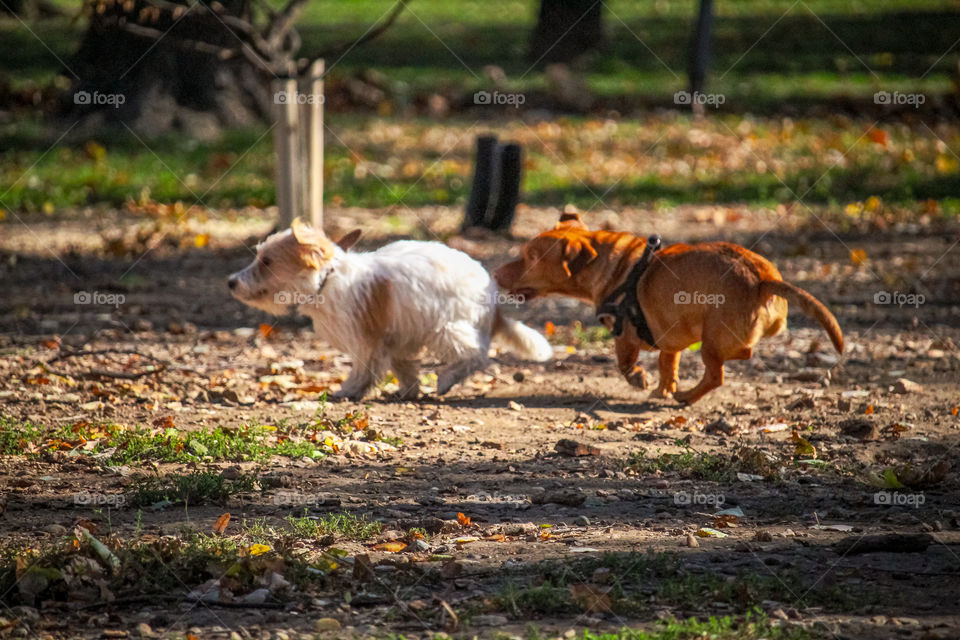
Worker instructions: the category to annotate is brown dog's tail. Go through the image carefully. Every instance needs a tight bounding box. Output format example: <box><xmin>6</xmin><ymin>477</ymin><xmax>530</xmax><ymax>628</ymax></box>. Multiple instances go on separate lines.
<box><xmin>759</xmin><ymin>280</ymin><xmax>844</xmax><ymax>353</ymax></box>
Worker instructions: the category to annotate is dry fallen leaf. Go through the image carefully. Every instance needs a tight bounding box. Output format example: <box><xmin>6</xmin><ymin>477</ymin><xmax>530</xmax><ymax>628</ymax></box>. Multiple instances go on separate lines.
<box><xmin>849</xmin><ymin>248</ymin><xmax>868</xmax><ymax>265</ymax></box>
<box><xmin>791</xmin><ymin>430</ymin><xmax>817</xmax><ymax>458</ymax></box>
<box><xmin>213</xmin><ymin>512</ymin><xmax>231</xmax><ymax>535</ymax></box>
<box><xmin>374</xmin><ymin>541</ymin><xmax>407</xmax><ymax>553</ymax></box>
<box><xmin>259</xmin><ymin>323</ymin><xmax>275</xmax><ymax>339</ymax></box>
<box><xmin>457</xmin><ymin>512</ymin><xmax>471</xmax><ymax>527</ymax></box>
<box><xmin>544</xmin><ymin>321</ymin><xmax>556</xmax><ymax>336</ymax></box>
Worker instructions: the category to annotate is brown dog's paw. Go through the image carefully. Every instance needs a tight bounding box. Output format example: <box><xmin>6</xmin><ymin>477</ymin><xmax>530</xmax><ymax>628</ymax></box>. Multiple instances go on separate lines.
<box><xmin>673</xmin><ymin>389</ymin><xmax>698</xmax><ymax>405</ymax></box>
<box><xmin>651</xmin><ymin>385</ymin><xmax>674</xmax><ymax>399</ymax></box>
<box><xmin>625</xmin><ymin>367</ymin><xmax>649</xmax><ymax>389</ymax></box>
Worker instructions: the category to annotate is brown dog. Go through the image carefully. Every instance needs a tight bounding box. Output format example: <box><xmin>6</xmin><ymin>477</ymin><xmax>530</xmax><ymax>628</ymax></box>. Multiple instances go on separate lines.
<box><xmin>494</xmin><ymin>213</ymin><xmax>843</xmax><ymax>404</ymax></box>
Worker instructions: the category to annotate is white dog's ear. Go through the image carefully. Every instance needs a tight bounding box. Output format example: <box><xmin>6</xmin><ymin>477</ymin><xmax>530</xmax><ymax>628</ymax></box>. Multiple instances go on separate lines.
<box><xmin>291</xmin><ymin>217</ymin><xmax>324</xmax><ymax>246</ymax></box>
<box><xmin>336</xmin><ymin>229</ymin><xmax>362</xmax><ymax>251</ymax></box>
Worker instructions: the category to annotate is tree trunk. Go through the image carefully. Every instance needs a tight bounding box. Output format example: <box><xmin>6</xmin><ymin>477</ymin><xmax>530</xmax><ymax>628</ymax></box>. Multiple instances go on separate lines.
<box><xmin>64</xmin><ymin>0</ymin><xmax>270</xmax><ymax>138</ymax></box>
<box><xmin>529</xmin><ymin>0</ymin><xmax>603</xmax><ymax>64</ymax></box>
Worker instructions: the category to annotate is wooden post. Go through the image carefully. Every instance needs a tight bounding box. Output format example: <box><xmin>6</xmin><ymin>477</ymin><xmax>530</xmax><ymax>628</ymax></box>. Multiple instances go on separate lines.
<box><xmin>488</xmin><ymin>143</ymin><xmax>522</xmax><ymax>231</ymax></box>
<box><xmin>688</xmin><ymin>0</ymin><xmax>713</xmax><ymax>118</ymax></box>
<box><xmin>463</xmin><ymin>135</ymin><xmax>498</xmax><ymax>229</ymax></box>
<box><xmin>300</xmin><ymin>59</ymin><xmax>324</xmax><ymax>228</ymax></box>
<box><xmin>273</xmin><ymin>77</ymin><xmax>300</xmax><ymax>228</ymax></box>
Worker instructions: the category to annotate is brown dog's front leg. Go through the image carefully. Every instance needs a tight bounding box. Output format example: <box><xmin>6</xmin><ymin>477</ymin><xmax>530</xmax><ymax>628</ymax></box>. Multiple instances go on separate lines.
<box><xmin>653</xmin><ymin>351</ymin><xmax>680</xmax><ymax>398</ymax></box>
<box><xmin>615</xmin><ymin>336</ymin><xmax>648</xmax><ymax>389</ymax></box>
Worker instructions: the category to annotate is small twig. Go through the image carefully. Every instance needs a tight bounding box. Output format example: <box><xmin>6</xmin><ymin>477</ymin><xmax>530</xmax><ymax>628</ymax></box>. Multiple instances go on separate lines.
<box><xmin>85</xmin><ymin>366</ymin><xmax>167</xmax><ymax>380</ymax></box>
<box><xmin>78</xmin><ymin>594</ymin><xmax>287</xmax><ymax>610</ymax></box>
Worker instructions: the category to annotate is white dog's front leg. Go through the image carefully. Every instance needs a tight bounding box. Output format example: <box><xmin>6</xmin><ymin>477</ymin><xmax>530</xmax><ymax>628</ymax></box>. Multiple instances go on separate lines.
<box><xmin>390</xmin><ymin>357</ymin><xmax>421</xmax><ymax>400</ymax></box>
<box><xmin>436</xmin><ymin>355</ymin><xmax>487</xmax><ymax>396</ymax></box>
<box><xmin>332</xmin><ymin>365</ymin><xmax>374</xmax><ymax>401</ymax></box>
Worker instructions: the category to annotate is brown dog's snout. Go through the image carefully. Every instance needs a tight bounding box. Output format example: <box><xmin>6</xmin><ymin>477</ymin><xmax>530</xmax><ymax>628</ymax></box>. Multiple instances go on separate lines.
<box><xmin>494</xmin><ymin>261</ymin><xmax>519</xmax><ymax>289</ymax></box>
<box><xmin>227</xmin><ymin>276</ymin><xmax>238</xmax><ymax>291</ymax></box>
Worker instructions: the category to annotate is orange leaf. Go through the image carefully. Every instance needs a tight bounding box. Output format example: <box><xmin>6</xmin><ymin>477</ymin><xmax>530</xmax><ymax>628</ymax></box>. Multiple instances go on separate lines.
<box><xmin>213</xmin><ymin>512</ymin><xmax>231</xmax><ymax>534</ymax></box>
<box><xmin>865</xmin><ymin>405</ymin><xmax>875</xmax><ymax>415</ymax></box>
<box><xmin>951</xmin><ymin>406</ymin><xmax>958</xmax><ymax>416</ymax></box>
<box><xmin>544</xmin><ymin>321</ymin><xmax>556</xmax><ymax>336</ymax></box>
<box><xmin>374</xmin><ymin>541</ymin><xmax>406</xmax><ymax>553</ymax></box>
<box><xmin>42</xmin><ymin>338</ymin><xmax>61</xmax><ymax>350</ymax></box>
<box><xmin>457</xmin><ymin>512</ymin><xmax>471</xmax><ymax>527</ymax></box>
<box><xmin>540</xmin><ymin>530</ymin><xmax>551</xmax><ymax>540</ymax></box>
<box><xmin>484</xmin><ymin>534</ymin><xmax>506</xmax><ymax>542</ymax></box>
<box><xmin>869</xmin><ymin>129</ymin><xmax>887</xmax><ymax>146</ymax></box>
<box><xmin>849</xmin><ymin>249</ymin><xmax>867</xmax><ymax>266</ymax></box>
<box><xmin>259</xmin><ymin>323</ymin><xmax>275</xmax><ymax>339</ymax></box>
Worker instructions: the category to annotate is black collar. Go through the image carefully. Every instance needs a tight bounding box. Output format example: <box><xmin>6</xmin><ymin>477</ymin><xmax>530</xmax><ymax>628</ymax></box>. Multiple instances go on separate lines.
<box><xmin>317</xmin><ymin>266</ymin><xmax>334</xmax><ymax>295</ymax></box>
<box><xmin>595</xmin><ymin>234</ymin><xmax>661</xmax><ymax>347</ymax></box>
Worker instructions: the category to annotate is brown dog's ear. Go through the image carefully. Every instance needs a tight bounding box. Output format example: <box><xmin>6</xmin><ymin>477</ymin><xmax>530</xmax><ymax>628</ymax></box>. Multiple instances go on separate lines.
<box><xmin>556</xmin><ymin>209</ymin><xmax>587</xmax><ymax>229</ymax></box>
<box><xmin>562</xmin><ymin>239</ymin><xmax>597</xmax><ymax>277</ymax></box>
<box><xmin>336</xmin><ymin>229</ymin><xmax>362</xmax><ymax>251</ymax></box>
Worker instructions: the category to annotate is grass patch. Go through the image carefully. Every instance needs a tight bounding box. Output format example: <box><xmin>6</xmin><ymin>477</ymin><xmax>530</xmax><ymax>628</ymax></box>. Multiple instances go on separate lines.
<box><xmin>521</xmin><ymin>611</ymin><xmax>820</xmax><ymax>639</ymax></box>
<box><xmin>495</xmin><ymin>552</ymin><xmax>851</xmax><ymax>620</ymax></box>
<box><xmin>0</xmin><ymin>415</ymin><xmax>335</xmax><ymax>463</ymax></box>
<box><xmin>129</xmin><ymin>471</ymin><xmax>260</xmax><ymax>507</ymax></box>
<box><xmin>0</xmin><ymin>523</ymin><xmax>347</xmax><ymax>607</ymax></box>
<box><xmin>629</xmin><ymin>444</ymin><xmax>735</xmax><ymax>482</ymax></box>
<box><xmin>284</xmin><ymin>511</ymin><xmax>383</xmax><ymax>541</ymax></box>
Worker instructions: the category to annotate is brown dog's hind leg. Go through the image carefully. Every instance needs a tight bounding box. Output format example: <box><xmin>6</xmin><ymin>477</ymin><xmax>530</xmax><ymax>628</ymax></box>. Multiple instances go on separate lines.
<box><xmin>615</xmin><ymin>337</ymin><xmax>649</xmax><ymax>389</ymax></box>
<box><xmin>653</xmin><ymin>351</ymin><xmax>680</xmax><ymax>398</ymax></box>
<box><xmin>674</xmin><ymin>347</ymin><xmax>724</xmax><ymax>404</ymax></box>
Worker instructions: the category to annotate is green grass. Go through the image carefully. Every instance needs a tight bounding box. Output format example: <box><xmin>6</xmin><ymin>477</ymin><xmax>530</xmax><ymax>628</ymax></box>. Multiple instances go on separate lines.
<box><xmin>3</xmin><ymin>113</ymin><xmax>959</xmax><ymax>215</ymax></box>
<box><xmin>521</xmin><ymin>612</ymin><xmax>821</xmax><ymax>639</ymax></box>
<box><xmin>2</xmin><ymin>1</ymin><xmax>960</xmax><ymax>214</ymax></box>
<box><xmin>285</xmin><ymin>511</ymin><xmax>383</xmax><ymax>541</ymax></box>
<box><xmin>629</xmin><ymin>444</ymin><xmax>735</xmax><ymax>482</ymax></box>
<box><xmin>0</xmin><ymin>522</ymin><xmax>345</xmax><ymax>607</ymax></box>
<box><xmin>0</xmin><ymin>414</ymin><xmax>333</xmax><ymax>463</ymax></box>
<box><xmin>129</xmin><ymin>470</ymin><xmax>260</xmax><ymax>507</ymax></box>
<box><xmin>496</xmin><ymin>552</ymin><xmax>854</xmax><ymax>620</ymax></box>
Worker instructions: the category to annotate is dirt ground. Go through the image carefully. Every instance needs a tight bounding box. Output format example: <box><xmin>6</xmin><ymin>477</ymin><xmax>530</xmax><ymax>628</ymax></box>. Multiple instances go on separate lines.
<box><xmin>1</xmin><ymin>204</ymin><xmax>959</xmax><ymax>640</ymax></box>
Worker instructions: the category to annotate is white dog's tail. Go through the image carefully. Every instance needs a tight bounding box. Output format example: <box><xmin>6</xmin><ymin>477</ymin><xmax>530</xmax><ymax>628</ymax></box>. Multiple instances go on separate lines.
<box><xmin>493</xmin><ymin>308</ymin><xmax>553</xmax><ymax>362</ymax></box>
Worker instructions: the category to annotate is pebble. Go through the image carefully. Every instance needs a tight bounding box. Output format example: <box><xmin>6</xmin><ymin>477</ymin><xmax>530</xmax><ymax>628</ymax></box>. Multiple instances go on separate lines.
<box><xmin>314</xmin><ymin>618</ymin><xmax>341</xmax><ymax>632</ymax></box>
<box><xmin>574</xmin><ymin>515</ymin><xmax>590</xmax><ymax>527</ymax></box>
<box><xmin>892</xmin><ymin>378</ymin><xmax>923</xmax><ymax>394</ymax></box>
<box><xmin>684</xmin><ymin>534</ymin><xmax>699</xmax><ymax>547</ymax></box>
<box><xmin>135</xmin><ymin>623</ymin><xmax>154</xmax><ymax>638</ymax></box>
<box><xmin>42</xmin><ymin>524</ymin><xmax>67</xmax><ymax>536</ymax></box>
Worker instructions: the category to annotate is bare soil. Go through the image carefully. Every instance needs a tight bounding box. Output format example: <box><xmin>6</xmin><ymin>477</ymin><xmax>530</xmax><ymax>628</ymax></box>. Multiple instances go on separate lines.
<box><xmin>1</xmin><ymin>205</ymin><xmax>959</xmax><ymax>639</ymax></box>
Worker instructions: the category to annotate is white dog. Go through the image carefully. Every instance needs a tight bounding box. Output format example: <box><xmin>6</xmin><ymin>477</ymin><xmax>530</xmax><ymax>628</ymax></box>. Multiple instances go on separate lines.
<box><xmin>227</xmin><ymin>219</ymin><xmax>552</xmax><ymax>400</ymax></box>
